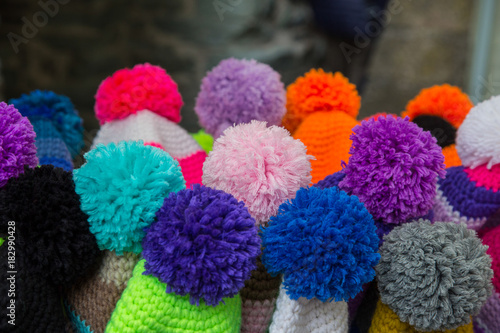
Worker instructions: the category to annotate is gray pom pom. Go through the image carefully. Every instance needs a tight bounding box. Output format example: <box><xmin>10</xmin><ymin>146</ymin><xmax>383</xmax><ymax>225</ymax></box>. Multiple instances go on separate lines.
<box><xmin>376</xmin><ymin>220</ymin><xmax>493</xmax><ymax>331</ymax></box>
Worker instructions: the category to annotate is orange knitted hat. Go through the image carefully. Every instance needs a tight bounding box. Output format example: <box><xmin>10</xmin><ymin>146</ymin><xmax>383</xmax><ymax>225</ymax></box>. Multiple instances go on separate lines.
<box><xmin>284</xmin><ymin>69</ymin><xmax>361</xmax><ymax>183</ymax></box>
<box><xmin>403</xmin><ymin>84</ymin><xmax>473</xmax><ymax>168</ymax></box>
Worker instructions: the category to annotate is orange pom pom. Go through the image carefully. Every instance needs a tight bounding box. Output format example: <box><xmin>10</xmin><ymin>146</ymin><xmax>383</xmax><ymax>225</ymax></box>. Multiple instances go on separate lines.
<box><xmin>403</xmin><ymin>84</ymin><xmax>473</xmax><ymax>129</ymax></box>
<box><xmin>283</xmin><ymin>69</ymin><xmax>361</xmax><ymax>133</ymax></box>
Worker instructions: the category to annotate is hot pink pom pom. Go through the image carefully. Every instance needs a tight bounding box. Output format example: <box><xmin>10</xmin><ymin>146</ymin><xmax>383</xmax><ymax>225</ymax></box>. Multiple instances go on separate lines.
<box><xmin>95</xmin><ymin>63</ymin><xmax>183</xmax><ymax>124</ymax></box>
<box><xmin>202</xmin><ymin>120</ymin><xmax>313</xmax><ymax>225</ymax></box>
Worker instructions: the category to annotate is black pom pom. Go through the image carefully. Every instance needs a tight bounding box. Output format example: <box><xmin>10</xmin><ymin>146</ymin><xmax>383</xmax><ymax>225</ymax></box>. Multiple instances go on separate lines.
<box><xmin>412</xmin><ymin>115</ymin><xmax>456</xmax><ymax>148</ymax></box>
<box><xmin>0</xmin><ymin>165</ymin><xmax>99</xmax><ymax>285</ymax></box>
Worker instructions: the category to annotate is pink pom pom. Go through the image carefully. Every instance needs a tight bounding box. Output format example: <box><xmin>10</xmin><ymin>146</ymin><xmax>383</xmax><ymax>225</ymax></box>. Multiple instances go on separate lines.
<box><xmin>202</xmin><ymin>120</ymin><xmax>313</xmax><ymax>225</ymax></box>
<box><xmin>95</xmin><ymin>63</ymin><xmax>183</xmax><ymax>124</ymax></box>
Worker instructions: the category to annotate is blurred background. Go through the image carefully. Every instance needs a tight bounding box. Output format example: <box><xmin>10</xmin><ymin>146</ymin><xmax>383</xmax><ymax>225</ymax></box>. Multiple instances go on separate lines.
<box><xmin>0</xmin><ymin>0</ymin><xmax>497</xmax><ymax>136</ymax></box>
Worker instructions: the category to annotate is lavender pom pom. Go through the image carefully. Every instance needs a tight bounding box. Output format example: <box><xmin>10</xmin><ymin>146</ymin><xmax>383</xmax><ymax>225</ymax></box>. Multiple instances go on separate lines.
<box><xmin>195</xmin><ymin>58</ymin><xmax>286</xmax><ymax>138</ymax></box>
<box><xmin>142</xmin><ymin>184</ymin><xmax>261</xmax><ymax>306</ymax></box>
<box><xmin>339</xmin><ymin>116</ymin><xmax>445</xmax><ymax>224</ymax></box>
<box><xmin>0</xmin><ymin>102</ymin><xmax>38</xmax><ymax>187</ymax></box>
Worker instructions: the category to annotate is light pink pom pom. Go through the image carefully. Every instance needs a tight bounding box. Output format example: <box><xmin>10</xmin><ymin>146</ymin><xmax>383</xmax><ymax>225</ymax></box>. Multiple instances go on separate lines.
<box><xmin>202</xmin><ymin>120</ymin><xmax>313</xmax><ymax>225</ymax></box>
<box><xmin>95</xmin><ymin>63</ymin><xmax>183</xmax><ymax>124</ymax></box>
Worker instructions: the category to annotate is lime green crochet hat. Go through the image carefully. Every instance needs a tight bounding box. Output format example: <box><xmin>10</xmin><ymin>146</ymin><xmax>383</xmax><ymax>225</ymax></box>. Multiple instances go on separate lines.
<box><xmin>105</xmin><ymin>260</ymin><xmax>242</xmax><ymax>333</ymax></box>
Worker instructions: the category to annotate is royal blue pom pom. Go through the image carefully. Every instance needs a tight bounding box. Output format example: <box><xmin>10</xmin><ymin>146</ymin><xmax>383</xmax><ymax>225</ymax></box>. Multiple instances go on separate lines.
<box><xmin>74</xmin><ymin>141</ymin><xmax>185</xmax><ymax>254</ymax></box>
<box><xmin>142</xmin><ymin>184</ymin><xmax>261</xmax><ymax>306</ymax></box>
<box><xmin>262</xmin><ymin>186</ymin><xmax>380</xmax><ymax>302</ymax></box>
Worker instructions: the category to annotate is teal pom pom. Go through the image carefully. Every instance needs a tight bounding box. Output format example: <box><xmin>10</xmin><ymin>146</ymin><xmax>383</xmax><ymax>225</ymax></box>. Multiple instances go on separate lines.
<box><xmin>74</xmin><ymin>141</ymin><xmax>185</xmax><ymax>254</ymax></box>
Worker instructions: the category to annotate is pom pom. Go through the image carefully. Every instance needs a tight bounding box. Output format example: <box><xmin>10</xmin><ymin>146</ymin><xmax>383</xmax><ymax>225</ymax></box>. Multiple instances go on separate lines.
<box><xmin>142</xmin><ymin>184</ymin><xmax>261</xmax><ymax>306</ymax></box>
<box><xmin>456</xmin><ymin>95</ymin><xmax>500</xmax><ymax>169</ymax></box>
<box><xmin>377</xmin><ymin>220</ymin><xmax>493</xmax><ymax>331</ymax></box>
<box><xmin>283</xmin><ymin>69</ymin><xmax>360</xmax><ymax>133</ymax></box>
<box><xmin>195</xmin><ymin>58</ymin><xmax>286</xmax><ymax>138</ymax></box>
<box><xmin>0</xmin><ymin>165</ymin><xmax>99</xmax><ymax>285</ymax></box>
<box><xmin>262</xmin><ymin>186</ymin><xmax>380</xmax><ymax>302</ymax></box>
<box><xmin>0</xmin><ymin>102</ymin><xmax>38</xmax><ymax>187</ymax></box>
<box><xmin>74</xmin><ymin>141</ymin><xmax>185</xmax><ymax>254</ymax></box>
<box><xmin>190</xmin><ymin>129</ymin><xmax>214</xmax><ymax>154</ymax></box>
<box><xmin>202</xmin><ymin>120</ymin><xmax>313</xmax><ymax>225</ymax></box>
<box><xmin>339</xmin><ymin>116</ymin><xmax>445</xmax><ymax>224</ymax></box>
<box><xmin>9</xmin><ymin>90</ymin><xmax>84</xmax><ymax>158</ymax></box>
<box><xmin>95</xmin><ymin>63</ymin><xmax>183</xmax><ymax>124</ymax></box>
<box><xmin>403</xmin><ymin>84</ymin><xmax>473</xmax><ymax>129</ymax></box>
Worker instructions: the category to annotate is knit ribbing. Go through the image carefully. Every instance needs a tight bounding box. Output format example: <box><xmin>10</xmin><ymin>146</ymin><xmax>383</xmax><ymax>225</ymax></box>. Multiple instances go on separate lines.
<box><xmin>105</xmin><ymin>259</ymin><xmax>242</xmax><ymax>333</ymax></box>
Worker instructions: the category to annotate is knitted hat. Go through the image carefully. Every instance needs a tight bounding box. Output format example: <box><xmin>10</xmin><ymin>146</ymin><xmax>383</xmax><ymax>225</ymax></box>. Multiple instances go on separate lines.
<box><xmin>474</xmin><ymin>225</ymin><xmax>500</xmax><ymax>332</ymax></box>
<box><xmin>262</xmin><ymin>186</ymin><xmax>380</xmax><ymax>332</ymax></box>
<box><xmin>93</xmin><ymin>63</ymin><xmax>206</xmax><ymax>188</ymax></box>
<box><xmin>10</xmin><ymin>90</ymin><xmax>84</xmax><ymax>171</ymax></box>
<box><xmin>283</xmin><ymin>69</ymin><xmax>361</xmax><ymax>183</ymax></box>
<box><xmin>0</xmin><ymin>165</ymin><xmax>99</xmax><ymax>332</ymax></box>
<box><xmin>191</xmin><ymin>129</ymin><xmax>214</xmax><ymax>154</ymax></box>
<box><xmin>106</xmin><ymin>185</ymin><xmax>261</xmax><ymax>332</ymax></box>
<box><xmin>374</xmin><ymin>220</ymin><xmax>492</xmax><ymax>332</ymax></box>
<box><xmin>0</xmin><ymin>102</ymin><xmax>38</xmax><ymax>188</ymax></box>
<box><xmin>434</xmin><ymin>95</ymin><xmax>500</xmax><ymax>230</ymax></box>
<box><xmin>202</xmin><ymin>120</ymin><xmax>313</xmax><ymax>332</ymax></box>
<box><xmin>195</xmin><ymin>58</ymin><xmax>286</xmax><ymax>139</ymax></box>
<box><xmin>65</xmin><ymin>141</ymin><xmax>185</xmax><ymax>333</ymax></box>
<box><xmin>403</xmin><ymin>84</ymin><xmax>473</xmax><ymax>168</ymax></box>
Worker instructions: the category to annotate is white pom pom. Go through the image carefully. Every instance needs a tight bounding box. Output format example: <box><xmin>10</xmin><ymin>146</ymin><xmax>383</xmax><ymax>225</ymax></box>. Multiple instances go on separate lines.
<box><xmin>456</xmin><ymin>95</ymin><xmax>500</xmax><ymax>169</ymax></box>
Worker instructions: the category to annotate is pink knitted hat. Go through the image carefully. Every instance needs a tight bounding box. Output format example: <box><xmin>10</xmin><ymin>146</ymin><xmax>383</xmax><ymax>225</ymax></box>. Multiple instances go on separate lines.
<box><xmin>93</xmin><ymin>63</ymin><xmax>207</xmax><ymax>188</ymax></box>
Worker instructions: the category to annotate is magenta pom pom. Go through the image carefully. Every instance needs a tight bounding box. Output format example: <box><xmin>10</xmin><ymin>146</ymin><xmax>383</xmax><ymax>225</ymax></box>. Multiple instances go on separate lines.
<box><xmin>95</xmin><ymin>63</ymin><xmax>183</xmax><ymax>124</ymax></box>
<box><xmin>339</xmin><ymin>116</ymin><xmax>445</xmax><ymax>224</ymax></box>
<box><xmin>202</xmin><ymin>120</ymin><xmax>312</xmax><ymax>225</ymax></box>
<box><xmin>0</xmin><ymin>102</ymin><xmax>38</xmax><ymax>187</ymax></box>
<box><xmin>195</xmin><ymin>58</ymin><xmax>286</xmax><ymax>138</ymax></box>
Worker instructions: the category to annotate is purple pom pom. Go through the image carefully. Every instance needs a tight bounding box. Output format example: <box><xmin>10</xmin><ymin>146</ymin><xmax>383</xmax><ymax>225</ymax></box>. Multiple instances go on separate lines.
<box><xmin>195</xmin><ymin>58</ymin><xmax>286</xmax><ymax>138</ymax></box>
<box><xmin>142</xmin><ymin>184</ymin><xmax>261</xmax><ymax>306</ymax></box>
<box><xmin>0</xmin><ymin>102</ymin><xmax>38</xmax><ymax>187</ymax></box>
<box><xmin>339</xmin><ymin>116</ymin><xmax>445</xmax><ymax>224</ymax></box>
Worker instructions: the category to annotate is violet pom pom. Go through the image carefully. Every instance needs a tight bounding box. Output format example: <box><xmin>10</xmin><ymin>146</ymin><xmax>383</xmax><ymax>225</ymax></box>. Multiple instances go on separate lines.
<box><xmin>195</xmin><ymin>58</ymin><xmax>286</xmax><ymax>138</ymax></box>
<box><xmin>202</xmin><ymin>120</ymin><xmax>313</xmax><ymax>225</ymax></box>
<box><xmin>142</xmin><ymin>184</ymin><xmax>261</xmax><ymax>306</ymax></box>
<box><xmin>0</xmin><ymin>102</ymin><xmax>38</xmax><ymax>188</ymax></box>
<box><xmin>262</xmin><ymin>186</ymin><xmax>380</xmax><ymax>302</ymax></box>
<box><xmin>339</xmin><ymin>116</ymin><xmax>445</xmax><ymax>224</ymax></box>
<box><xmin>0</xmin><ymin>165</ymin><xmax>99</xmax><ymax>285</ymax></box>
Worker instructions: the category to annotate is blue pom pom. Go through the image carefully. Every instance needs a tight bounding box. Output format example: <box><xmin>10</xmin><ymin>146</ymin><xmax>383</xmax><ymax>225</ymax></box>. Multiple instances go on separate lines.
<box><xmin>142</xmin><ymin>184</ymin><xmax>261</xmax><ymax>306</ymax></box>
<box><xmin>262</xmin><ymin>186</ymin><xmax>380</xmax><ymax>302</ymax></box>
<box><xmin>74</xmin><ymin>141</ymin><xmax>185</xmax><ymax>254</ymax></box>
<box><xmin>10</xmin><ymin>90</ymin><xmax>84</xmax><ymax>158</ymax></box>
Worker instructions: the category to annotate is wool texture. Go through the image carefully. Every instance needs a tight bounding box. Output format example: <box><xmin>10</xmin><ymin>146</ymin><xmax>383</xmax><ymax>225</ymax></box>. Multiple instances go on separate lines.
<box><xmin>106</xmin><ymin>259</ymin><xmax>242</xmax><ymax>333</ymax></box>
<box><xmin>294</xmin><ymin>111</ymin><xmax>359</xmax><ymax>182</ymax></box>
<box><xmin>195</xmin><ymin>58</ymin><xmax>286</xmax><ymax>139</ymax></box>
<box><xmin>456</xmin><ymin>94</ymin><xmax>500</xmax><ymax>169</ymax></box>
<box><xmin>268</xmin><ymin>284</ymin><xmax>349</xmax><ymax>333</ymax></box>
<box><xmin>262</xmin><ymin>186</ymin><xmax>380</xmax><ymax>302</ymax></box>
<box><xmin>95</xmin><ymin>63</ymin><xmax>183</xmax><ymax>124</ymax></box>
<box><xmin>339</xmin><ymin>116</ymin><xmax>445</xmax><ymax>224</ymax></box>
<box><xmin>433</xmin><ymin>166</ymin><xmax>500</xmax><ymax>230</ymax></box>
<box><xmin>412</xmin><ymin>115</ymin><xmax>457</xmax><ymax>148</ymax></box>
<box><xmin>283</xmin><ymin>69</ymin><xmax>360</xmax><ymax>134</ymax></box>
<box><xmin>474</xmin><ymin>292</ymin><xmax>500</xmax><ymax>333</ymax></box>
<box><xmin>142</xmin><ymin>185</ymin><xmax>261</xmax><ymax>306</ymax></box>
<box><xmin>376</xmin><ymin>220</ymin><xmax>492</xmax><ymax>331</ymax></box>
<box><xmin>74</xmin><ymin>141</ymin><xmax>185</xmax><ymax>254</ymax></box>
<box><xmin>66</xmin><ymin>250</ymin><xmax>141</xmax><ymax>333</ymax></box>
<box><xmin>0</xmin><ymin>165</ymin><xmax>99</xmax><ymax>332</ymax></box>
<box><xmin>0</xmin><ymin>102</ymin><xmax>38</xmax><ymax>187</ymax></box>
<box><xmin>480</xmin><ymin>225</ymin><xmax>500</xmax><ymax>293</ymax></box>
<box><xmin>369</xmin><ymin>300</ymin><xmax>473</xmax><ymax>333</ymax></box>
<box><xmin>191</xmin><ymin>129</ymin><xmax>214</xmax><ymax>153</ymax></box>
<box><xmin>202</xmin><ymin>120</ymin><xmax>312</xmax><ymax>226</ymax></box>
<box><xmin>93</xmin><ymin>110</ymin><xmax>206</xmax><ymax>188</ymax></box>
<box><xmin>313</xmin><ymin>170</ymin><xmax>346</xmax><ymax>189</ymax></box>
<box><xmin>10</xmin><ymin>89</ymin><xmax>84</xmax><ymax>158</ymax></box>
